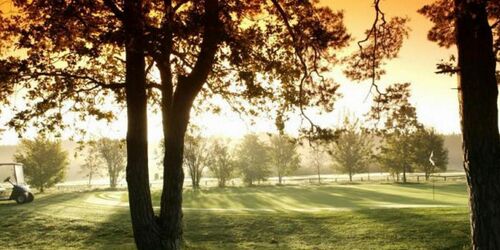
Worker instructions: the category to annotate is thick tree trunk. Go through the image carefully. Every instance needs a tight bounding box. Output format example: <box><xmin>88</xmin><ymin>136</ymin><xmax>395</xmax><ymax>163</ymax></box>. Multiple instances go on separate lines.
<box><xmin>455</xmin><ymin>0</ymin><xmax>500</xmax><ymax>248</ymax></box>
<box><xmin>159</xmin><ymin>79</ymin><xmax>194</xmax><ymax>249</ymax></box>
<box><xmin>123</xmin><ymin>0</ymin><xmax>162</xmax><ymax>249</ymax></box>
<box><xmin>155</xmin><ymin>1</ymin><xmax>220</xmax><ymax>248</ymax></box>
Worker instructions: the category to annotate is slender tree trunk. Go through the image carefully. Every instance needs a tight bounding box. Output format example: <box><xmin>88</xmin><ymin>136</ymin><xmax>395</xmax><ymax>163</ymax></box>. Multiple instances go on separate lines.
<box><xmin>317</xmin><ymin>166</ymin><xmax>321</xmax><ymax>184</ymax></box>
<box><xmin>190</xmin><ymin>167</ymin><xmax>197</xmax><ymax>189</ymax></box>
<box><xmin>455</xmin><ymin>0</ymin><xmax>500</xmax><ymax>248</ymax></box>
<box><xmin>110</xmin><ymin>174</ymin><xmax>116</xmax><ymax>189</ymax></box>
<box><xmin>349</xmin><ymin>170</ymin><xmax>352</xmax><ymax>182</ymax></box>
<box><xmin>196</xmin><ymin>172</ymin><xmax>201</xmax><ymax>188</ymax></box>
<box><xmin>402</xmin><ymin>167</ymin><xmax>407</xmax><ymax>183</ymax></box>
<box><xmin>123</xmin><ymin>0</ymin><xmax>162</xmax><ymax>249</ymax></box>
<box><xmin>278</xmin><ymin>174</ymin><xmax>282</xmax><ymax>185</ymax></box>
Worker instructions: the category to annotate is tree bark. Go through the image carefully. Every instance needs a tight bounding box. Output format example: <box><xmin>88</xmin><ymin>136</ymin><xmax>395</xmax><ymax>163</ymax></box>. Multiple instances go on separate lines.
<box><xmin>455</xmin><ymin>0</ymin><xmax>500</xmax><ymax>248</ymax></box>
<box><xmin>157</xmin><ymin>1</ymin><xmax>220</xmax><ymax>248</ymax></box>
<box><xmin>123</xmin><ymin>0</ymin><xmax>162</xmax><ymax>249</ymax></box>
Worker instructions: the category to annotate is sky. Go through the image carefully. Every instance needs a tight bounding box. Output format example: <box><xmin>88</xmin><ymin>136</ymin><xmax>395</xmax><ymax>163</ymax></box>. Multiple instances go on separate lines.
<box><xmin>0</xmin><ymin>0</ymin><xmax>466</xmax><ymax>145</ymax></box>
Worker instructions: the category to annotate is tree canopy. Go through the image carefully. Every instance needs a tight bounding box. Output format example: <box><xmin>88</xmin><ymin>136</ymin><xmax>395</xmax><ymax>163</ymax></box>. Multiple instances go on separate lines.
<box><xmin>330</xmin><ymin>118</ymin><xmax>373</xmax><ymax>182</ymax></box>
<box><xmin>14</xmin><ymin>137</ymin><xmax>68</xmax><ymax>192</ymax></box>
<box><xmin>236</xmin><ymin>134</ymin><xmax>270</xmax><ymax>186</ymax></box>
<box><xmin>269</xmin><ymin>134</ymin><xmax>301</xmax><ymax>184</ymax></box>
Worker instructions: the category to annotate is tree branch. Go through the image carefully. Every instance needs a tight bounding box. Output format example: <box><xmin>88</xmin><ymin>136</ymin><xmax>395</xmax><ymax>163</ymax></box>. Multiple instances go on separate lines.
<box><xmin>104</xmin><ymin>0</ymin><xmax>124</xmax><ymax>21</ymax></box>
<box><xmin>177</xmin><ymin>0</ymin><xmax>220</xmax><ymax>95</ymax></box>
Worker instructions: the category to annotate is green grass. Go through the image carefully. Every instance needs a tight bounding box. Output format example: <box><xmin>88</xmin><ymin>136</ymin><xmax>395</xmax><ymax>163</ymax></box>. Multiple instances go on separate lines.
<box><xmin>0</xmin><ymin>182</ymin><xmax>471</xmax><ymax>249</ymax></box>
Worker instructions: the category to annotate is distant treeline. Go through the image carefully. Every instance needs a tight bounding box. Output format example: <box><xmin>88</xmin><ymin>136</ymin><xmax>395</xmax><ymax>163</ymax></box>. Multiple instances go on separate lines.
<box><xmin>0</xmin><ymin>133</ymin><xmax>464</xmax><ymax>183</ymax></box>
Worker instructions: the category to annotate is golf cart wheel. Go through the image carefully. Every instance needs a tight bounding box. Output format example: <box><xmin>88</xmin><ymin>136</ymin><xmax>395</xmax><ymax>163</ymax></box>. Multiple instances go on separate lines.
<box><xmin>27</xmin><ymin>193</ymin><xmax>34</xmax><ymax>203</ymax></box>
<box><xmin>15</xmin><ymin>193</ymin><xmax>27</xmax><ymax>204</ymax></box>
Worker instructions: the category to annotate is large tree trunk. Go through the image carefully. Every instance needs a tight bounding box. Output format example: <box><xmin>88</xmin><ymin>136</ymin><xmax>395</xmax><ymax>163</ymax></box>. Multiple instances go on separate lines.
<box><xmin>123</xmin><ymin>0</ymin><xmax>162</xmax><ymax>249</ymax></box>
<box><xmin>455</xmin><ymin>0</ymin><xmax>500</xmax><ymax>248</ymax></box>
<box><xmin>155</xmin><ymin>0</ymin><xmax>220</xmax><ymax>248</ymax></box>
<box><xmin>159</xmin><ymin>77</ymin><xmax>195</xmax><ymax>249</ymax></box>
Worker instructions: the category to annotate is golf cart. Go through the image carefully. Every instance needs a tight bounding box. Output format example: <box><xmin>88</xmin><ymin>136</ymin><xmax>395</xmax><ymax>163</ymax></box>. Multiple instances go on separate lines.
<box><xmin>0</xmin><ymin>163</ymin><xmax>34</xmax><ymax>204</ymax></box>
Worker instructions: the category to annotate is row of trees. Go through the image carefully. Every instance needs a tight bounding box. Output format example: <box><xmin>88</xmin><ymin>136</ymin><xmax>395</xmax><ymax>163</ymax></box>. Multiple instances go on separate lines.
<box><xmin>331</xmin><ymin>118</ymin><xmax>448</xmax><ymax>183</ymax></box>
<box><xmin>173</xmin><ymin>133</ymin><xmax>300</xmax><ymax>188</ymax></box>
<box><xmin>179</xmin><ymin>115</ymin><xmax>448</xmax><ymax>187</ymax></box>
<box><xmin>13</xmin><ymin>137</ymin><xmax>126</xmax><ymax>192</ymax></box>
<box><xmin>330</xmin><ymin>84</ymin><xmax>449</xmax><ymax>183</ymax></box>
<box><xmin>80</xmin><ymin>138</ymin><xmax>127</xmax><ymax>189</ymax></box>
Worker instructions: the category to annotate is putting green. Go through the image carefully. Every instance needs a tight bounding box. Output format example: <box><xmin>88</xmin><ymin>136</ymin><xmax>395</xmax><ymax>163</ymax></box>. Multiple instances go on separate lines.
<box><xmin>87</xmin><ymin>182</ymin><xmax>468</xmax><ymax>212</ymax></box>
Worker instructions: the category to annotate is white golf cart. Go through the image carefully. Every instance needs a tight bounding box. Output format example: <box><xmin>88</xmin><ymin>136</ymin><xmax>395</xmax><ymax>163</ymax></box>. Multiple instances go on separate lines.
<box><xmin>0</xmin><ymin>163</ymin><xmax>34</xmax><ymax>204</ymax></box>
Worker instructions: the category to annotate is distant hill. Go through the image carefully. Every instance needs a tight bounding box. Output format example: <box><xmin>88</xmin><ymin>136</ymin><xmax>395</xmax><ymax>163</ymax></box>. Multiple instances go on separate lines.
<box><xmin>443</xmin><ymin>134</ymin><xmax>463</xmax><ymax>171</ymax></box>
<box><xmin>0</xmin><ymin>145</ymin><xmax>16</xmax><ymax>163</ymax></box>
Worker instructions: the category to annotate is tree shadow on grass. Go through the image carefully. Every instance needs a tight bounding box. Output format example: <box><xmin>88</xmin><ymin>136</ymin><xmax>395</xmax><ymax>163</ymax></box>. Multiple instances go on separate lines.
<box><xmin>353</xmin><ymin>207</ymin><xmax>470</xmax><ymax>249</ymax></box>
<box><xmin>183</xmin><ymin>211</ymin><xmax>344</xmax><ymax>250</ymax></box>
<box><xmin>83</xmin><ymin>208</ymin><xmax>135</xmax><ymax>250</ymax></box>
<box><xmin>183</xmin><ymin>207</ymin><xmax>470</xmax><ymax>249</ymax></box>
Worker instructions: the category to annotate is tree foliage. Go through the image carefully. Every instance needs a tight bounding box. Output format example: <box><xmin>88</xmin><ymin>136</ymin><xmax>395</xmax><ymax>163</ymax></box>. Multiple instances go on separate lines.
<box><xmin>0</xmin><ymin>0</ymin><xmax>351</xmax><ymax>137</ymax></box>
<box><xmin>208</xmin><ymin>138</ymin><xmax>235</xmax><ymax>188</ymax></box>
<box><xmin>269</xmin><ymin>134</ymin><xmax>301</xmax><ymax>184</ymax></box>
<box><xmin>90</xmin><ymin>138</ymin><xmax>126</xmax><ymax>189</ymax></box>
<box><xmin>305</xmin><ymin>142</ymin><xmax>329</xmax><ymax>184</ymax></box>
<box><xmin>236</xmin><ymin>134</ymin><xmax>270</xmax><ymax>185</ymax></box>
<box><xmin>329</xmin><ymin>118</ymin><xmax>373</xmax><ymax>182</ymax></box>
<box><xmin>369</xmin><ymin>83</ymin><xmax>421</xmax><ymax>183</ymax></box>
<box><xmin>80</xmin><ymin>149</ymin><xmax>104</xmax><ymax>187</ymax></box>
<box><xmin>410</xmin><ymin>128</ymin><xmax>448</xmax><ymax>180</ymax></box>
<box><xmin>14</xmin><ymin>137</ymin><xmax>68</xmax><ymax>192</ymax></box>
<box><xmin>183</xmin><ymin>134</ymin><xmax>210</xmax><ymax>189</ymax></box>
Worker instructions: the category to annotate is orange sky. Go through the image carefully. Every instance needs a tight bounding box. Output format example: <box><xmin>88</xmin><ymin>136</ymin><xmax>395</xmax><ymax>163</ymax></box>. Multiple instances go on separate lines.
<box><xmin>0</xmin><ymin>0</ymin><xmax>465</xmax><ymax>144</ymax></box>
<box><xmin>321</xmin><ymin>0</ymin><xmax>460</xmax><ymax>133</ymax></box>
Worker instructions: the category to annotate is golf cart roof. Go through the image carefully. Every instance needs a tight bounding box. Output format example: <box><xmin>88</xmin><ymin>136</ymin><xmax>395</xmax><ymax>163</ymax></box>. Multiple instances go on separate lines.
<box><xmin>0</xmin><ymin>163</ymin><xmax>23</xmax><ymax>167</ymax></box>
